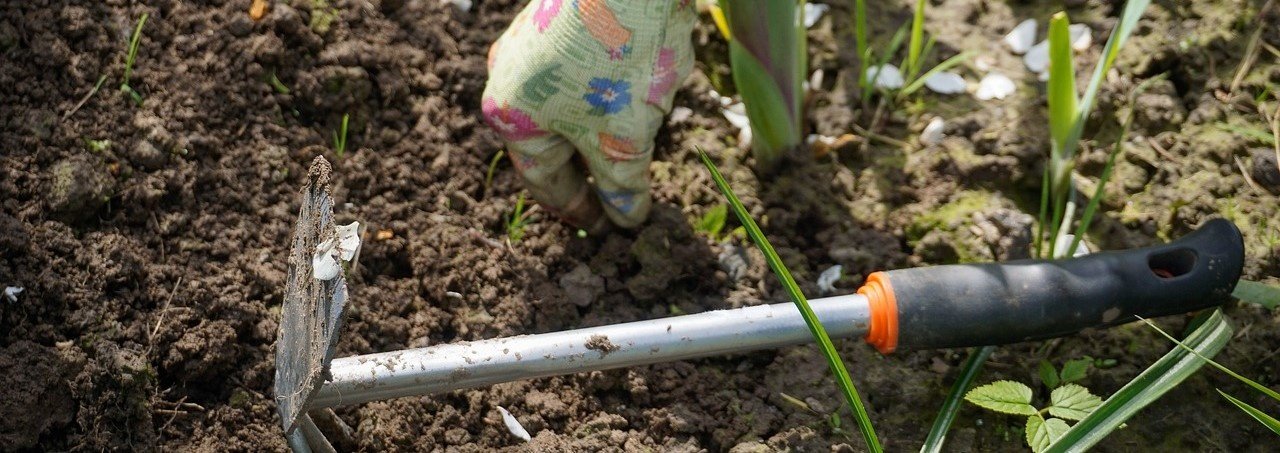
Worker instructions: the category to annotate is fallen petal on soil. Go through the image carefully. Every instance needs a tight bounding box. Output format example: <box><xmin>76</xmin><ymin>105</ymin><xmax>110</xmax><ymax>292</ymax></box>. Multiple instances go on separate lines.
<box><xmin>975</xmin><ymin>73</ymin><xmax>1016</xmax><ymax>100</ymax></box>
<box><xmin>1023</xmin><ymin>40</ymin><xmax>1049</xmax><ymax>73</ymax></box>
<box><xmin>3</xmin><ymin>287</ymin><xmax>22</xmax><ymax>303</ymax></box>
<box><xmin>924</xmin><ymin>71</ymin><xmax>967</xmax><ymax>94</ymax></box>
<box><xmin>497</xmin><ymin>406</ymin><xmax>531</xmax><ymax>442</ymax></box>
<box><xmin>866</xmin><ymin>64</ymin><xmax>904</xmax><ymax>89</ymax></box>
<box><xmin>817</xmin><ymin>265</ymin><xmax>842</xmax><ymax>295</ymax></box>
<box><xmin>1005</xmin><ymin>19</ymin><xmax>1037</xmax><ymax>54</ymax></box>
<box><xmin>921</xmin><ymin>117</ymin><xmax>945</xmax><ymax>146</ymax></box>
<box><xmin>803</xmin><ymin>3</ymin><xmax>828</xmax><ymax>28</ymax></box>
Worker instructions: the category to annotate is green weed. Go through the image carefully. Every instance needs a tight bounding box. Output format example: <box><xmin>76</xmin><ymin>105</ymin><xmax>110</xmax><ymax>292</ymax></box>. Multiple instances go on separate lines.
<box><xmin>965</xmin><ymin>378</ymin><xmax>1104</xmax><ymax>452</ymax></box>
<box><xmin>333</xmin><ymin>113</ymin><xmax>350</xmax><ymax>157</ymax></box>
<box><xmin>120</xmin><ymin>13</ymin><xmax>149</xmax><ymax>106</ymax></box>
<box><xmin>506</xmin><ymin>193</ymin><xmax>533</xmax><ymax>242</ymax></box>
<box><xmin>484</xmin><ymin>150</ymin><xmax>505</xmax><ymax>196</ymax></box>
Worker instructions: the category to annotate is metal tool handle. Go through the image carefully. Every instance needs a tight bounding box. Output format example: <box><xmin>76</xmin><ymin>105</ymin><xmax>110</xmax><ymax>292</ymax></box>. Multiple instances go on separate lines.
<box><xmin>860</xmin><ymin>218</ymin><xmax>1245</xmax><ymax>352</ymax></box>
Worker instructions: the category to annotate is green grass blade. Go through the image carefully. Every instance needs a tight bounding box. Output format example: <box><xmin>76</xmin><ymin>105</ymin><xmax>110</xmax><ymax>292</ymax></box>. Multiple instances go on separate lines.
<box><xmin>1035</xmin><ymin>163</ymin><xmax>1051</xmax><ymax>258</ymax></box>
<box><xmin>697</xmin><ymin>148</ymin><xmax>882</xmax><ymax>453</ymax></box>
<box><xmin>852</xmin><ymin>0</ymin><xmax>869</xmax><ymax>89</ymax></box>
<box><xmin>1217</xmin><ymin>390</ymin><xmax>1280</xmax><ymax>435</ymax></box>
<box><xmin>484</xmin><ymin>150</ymin><xmax>506</xmax><ymax>195</ymax></box>
<box><xmin>1138</xmin><ymin>316</ymin><xmax>1280</xmax><ymax>402</ymax></box>
<box><xmin>1233</xmin><ymin>280</ymin><xmax>1280</xmax><ymax>309</ymax></box>
<box><xmin>920</xmin><ymin>346</ymin><xmax>995</xmax><ymax>453</ymax></box>
<box><xmin>1045</xmin><ymin>12</ymin><xmax>1078</xmax><ymax>255</ymax></box>
<box><xmin>900</xmin><ymin>51</ymin><xmax>977</xmax><ymax>96</ymax></box>
<box><xmin>1068</xmin><ymin>74</ymin><xmax>1166</xmax><ymax>255</ymax></box>
<box><xmin>906</xmin><ymin>0</ymin><xmax>926</xmax><ymax>79</ymax></box>
<box><xmin>122</xmin><ymin>13</ymin><xmax>149</xmax><ymax>87</ymax></box>
<box><xmin>1045</xmin><ymin>310</ymin><xmax>1233</xmax><ymax>452</ymax></box>
<box><xmin>1064</xmin><ymin>0</ymin><xmax>1152</xmax><ymax>161</ymax></box>
<box><xmin>1047</xmin><ymin>12</ymin><xmax>1078</xmax><ymax>154</ymax></box>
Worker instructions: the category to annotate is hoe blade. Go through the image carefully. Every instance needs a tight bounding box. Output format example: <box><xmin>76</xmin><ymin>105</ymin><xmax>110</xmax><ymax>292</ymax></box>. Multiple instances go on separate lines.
<box><xmin>274</xmin><ymin>157</ymin><xmax>349</xmax><ymax>435</ymax></box>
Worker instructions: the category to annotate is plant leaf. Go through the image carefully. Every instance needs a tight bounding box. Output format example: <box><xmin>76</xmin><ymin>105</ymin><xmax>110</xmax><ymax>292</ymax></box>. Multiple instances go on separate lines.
<box><xmin>695</xmin><ymin>204</ymin><xmax>728</xmax><ymax>238</ymax></box>
<box><xmin>697</xmin><ymin>149</ymin><xmax>882</xmax><ymax>453</ymax></box>
<box><xmin>1045</xmin><ymin>309</ymin><xmax>1232</xmax><ymax>452</ymax></box>
<box><xmin>965</xmin><ymin>381</ymin><xmax>1037</xmax><ymax>416</ymax></box>
<box><xmin>1039</xmin><ymin>360</ymin><xmax>1061</xmax><ymax>390</ymax></box>
<box><xmin>1048</xmin><ymin>383</ymin><xmax>1102</xmax><ymax>421</ymax></box>
<box><xmin>1139</xmin><ymin>315</ymin><xmax>1280</xmax><ymax>402</ymax></box>
<box><xmin>1026</xmin><ymin>416</ymin><xmax>1071</xmax><ymax>453</ymax></box>
<box><xmin>727</xmin><ymin>40</ymin><xmax>800</xmax><ymax>169</ymax></box>
<box><xmin>921</xmin><ymin>346</ymin><xmax>994</xmax><ymax>453</ymax></box>
<box><xmin>1218</xmin><ymin>390</ymin><xmax>1280</xmax><ymax>435</ymax></box>
<box><xmin>1233</xmin><ymin>279</ymin><xmax>1280</xmax><ymax>309</ymax></box>
<box><xmin>1059</xmin><ymin>358</ymin><xmax>1092</xmax><ymax>384</ymax></box>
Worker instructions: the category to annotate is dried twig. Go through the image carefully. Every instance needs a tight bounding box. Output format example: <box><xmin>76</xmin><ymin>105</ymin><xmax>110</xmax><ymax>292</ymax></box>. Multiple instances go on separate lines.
<box><xmin>62</xmin><ymin>75</ymin><xmax>108</xmax><ymax>122</ymax></box>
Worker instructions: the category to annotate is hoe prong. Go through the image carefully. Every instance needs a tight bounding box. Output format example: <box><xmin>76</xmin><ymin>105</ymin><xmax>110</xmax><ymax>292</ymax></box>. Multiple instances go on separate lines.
<box><xmin>274</xmin><ymin>157</ymin><xmax>351</xmax><ymax>445</ymax></box>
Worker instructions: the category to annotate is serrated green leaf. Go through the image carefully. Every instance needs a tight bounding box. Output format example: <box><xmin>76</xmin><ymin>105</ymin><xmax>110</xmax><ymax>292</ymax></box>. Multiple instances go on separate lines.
<box><xmin>1046</xmin><ymin>310</ymin><xmax>1232</xmax><ymax>453</ymax></box>
<box><xmin>1048</xmin><ymin>384</ymin><xmax>1102</xmax><ymax>421</ymax></box>
<box><xmin>965</xmin><ymin>381</ymin><xmax>1037</xmax><ymax>416</ymax></box>
<box><xmin>1233</xmin><ymin>279</ymin><xmax>1280</xmax><ymax>310</ymax></box>
<box><xmin>1039</xmin><ymin>360</ymin><xmax>1061</xmax><ymax>390</ymax></box>
<box><xmin>1026</xmin><ymin>416</ymin><xmax>1071</xmax><ymax>453</ymax></box>
<box><xmin>1218</xmin><ymin>390</ymin><xmax>1280</xmax><ymax>435</ymax></box>
<box><xmin>1060</xmin><ymin>358</ymin><xmax>1091</xmax><ymax>384</ymax></box>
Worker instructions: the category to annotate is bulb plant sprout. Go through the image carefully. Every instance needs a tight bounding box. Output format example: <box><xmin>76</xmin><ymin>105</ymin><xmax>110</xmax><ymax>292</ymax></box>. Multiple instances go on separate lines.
<box><xmin>719</xmin><ymin>0</ymin><xmax>806</xmax><ymax>173</ymax></box>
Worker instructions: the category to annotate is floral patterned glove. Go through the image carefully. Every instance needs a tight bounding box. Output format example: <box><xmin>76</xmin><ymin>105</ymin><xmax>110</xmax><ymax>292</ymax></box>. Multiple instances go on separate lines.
<box><xmin>482</xmin><ymin>0</ymin><xmax>696</xmax><ymax>230</ymax></box>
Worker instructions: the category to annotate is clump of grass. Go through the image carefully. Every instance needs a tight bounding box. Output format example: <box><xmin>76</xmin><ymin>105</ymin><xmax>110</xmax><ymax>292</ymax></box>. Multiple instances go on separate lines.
<box><xmin>698</xmin><ymin>148</ymin><xmax>881</xmax><ymax>452</ymax></box>
<box><xmin>505</xmin><ymin>193</ymin><xmax>534</xmax><ymax>242</ymax></box>
<box><xmin>333</xmin><ymin>113</ymin><xmax>350</xmax><ymax>157</ymax></box>
<box><xmin>120</xmin><ymin>13</ymin><xmax>149</xmax><ymax>106</ymax></box>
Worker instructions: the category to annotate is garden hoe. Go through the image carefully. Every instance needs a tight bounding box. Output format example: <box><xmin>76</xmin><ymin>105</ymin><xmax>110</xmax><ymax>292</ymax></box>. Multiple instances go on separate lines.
<box><xmin>274</xmin><ymin>158</ymin><xmax>1245</xmax><ymax>452</ymax></box>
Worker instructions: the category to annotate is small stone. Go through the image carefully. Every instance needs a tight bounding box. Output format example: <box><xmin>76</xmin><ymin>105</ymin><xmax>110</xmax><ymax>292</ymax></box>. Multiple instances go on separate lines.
<box><xmin>1250</xmin><ymin>148</ymin><xmax>1280</xmax><ymax>193</ymax></box>
<box><xmin>47</xmin><ymin>155</ymin><xmax>114</xmax><ymax>223</ymax></box>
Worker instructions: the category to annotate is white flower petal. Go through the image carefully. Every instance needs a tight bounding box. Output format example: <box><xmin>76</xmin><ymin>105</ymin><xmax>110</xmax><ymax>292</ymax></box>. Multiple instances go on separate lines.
<box><xmin>817</xmin><ymin>265</ymin><xmax>842</xmax><ymax>295</ymax></box>
<box><xmin>335</xmin><ymin>221</ymin><xmax>362</xmax><ymax>261</ymax></box>
<box><xmin>866</xmin><ymin>64</ymin><xmax>904</xmax><ymax>89</ymax></box>
<box><xmin>1069</xmin><ymin>24</ymin><xmax>1092</xmax><ymax>51</ymax></box>
<box><xmin>975</xmin><ymin>73</ymin><xmax>1016</xmax><ymax>100</ymax></box>
<box><xmin>669</xmin><ymin>106</ymin><xmax>693</xmax><ymax>123</ymax></box>
<box><xmin>1053</xmin><ymin>234</ymin><xmax>1091</xmax><ymax>258</ymax></box>
<box><xmin>920</xmin><ymin>117</ymin><xmax>945</xmax><ymax>146</ymax></box>
<box><xmin>1023</xmin><ymin>40</ymin><xmax>1049</xmax><ymax>73</ymax></box>
<box><xmin>497</xmin><ymin>406</ymin><xmax>532</xmax><ymax>442</ymax></box>
<box><xmin>443</xmin><ymin>0</ymin><xmax>471</xmax><ymax>12</ymax></box>
<box><xmin>1004</xmin><ymin>19</ymin><xmax>1037</xmax><ymax>54</ymax></box>
<box><xmin>924</xmin><ymin>71</ymin><xmax>967</xmax><ymax>94</ymax></box>
<box><xmin>3</xmin><ymin>286</ymin><xmax>23</xmax><ymax>303</ymax></box>
<box><xmin>721</xmin><ymin>104</ymin><xmax>750</xmax><ymax>130</ymax></box>
<box><xmin>312</xmin><ymin>253</ymin><xmax>342</xmax><ymax>281</ymax></box>
<box><xmin>803</xmin><ymin>3</ymin><xmax>829</xmax><ymax>28</ymax></box>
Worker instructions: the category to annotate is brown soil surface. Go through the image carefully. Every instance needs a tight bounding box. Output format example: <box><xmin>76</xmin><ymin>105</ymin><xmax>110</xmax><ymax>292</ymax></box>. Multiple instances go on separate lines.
<box><xmin>2</xmin><ymin>0</ymin><xmax>1278</xmax><ymax>451</ymax></box>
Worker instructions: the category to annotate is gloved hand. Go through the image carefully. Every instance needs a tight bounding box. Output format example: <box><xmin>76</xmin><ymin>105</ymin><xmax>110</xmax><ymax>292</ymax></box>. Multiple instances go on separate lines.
<box><xmin>482</xmin><ymin>0</ymin><xmax>697</xmax><ymax>231</ymax></box>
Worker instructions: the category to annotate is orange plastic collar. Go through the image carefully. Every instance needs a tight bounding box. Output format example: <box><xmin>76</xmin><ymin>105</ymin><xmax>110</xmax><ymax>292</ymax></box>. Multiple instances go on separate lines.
<box><xmin>859</xmin><ymin>272</ymin><xmax>899</xmax><ymax>354</ymax></box>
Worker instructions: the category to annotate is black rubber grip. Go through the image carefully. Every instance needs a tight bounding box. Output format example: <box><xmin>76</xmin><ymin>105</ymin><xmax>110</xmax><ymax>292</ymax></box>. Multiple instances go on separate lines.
<box><xmin>886</xmin><ymin>218</ymin><xmax>1244</xmax><ymax>351</ymax></box>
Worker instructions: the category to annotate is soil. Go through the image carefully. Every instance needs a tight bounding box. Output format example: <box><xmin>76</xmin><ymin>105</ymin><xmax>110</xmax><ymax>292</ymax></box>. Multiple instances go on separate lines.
<box><xmin>2</xmin><ymin>0</ymin><xmax>1278</xmax><ymax>451</ymax></box>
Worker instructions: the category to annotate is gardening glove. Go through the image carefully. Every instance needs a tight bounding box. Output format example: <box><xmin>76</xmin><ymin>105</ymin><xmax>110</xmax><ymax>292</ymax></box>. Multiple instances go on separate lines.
<box><xmin>482</xmin><ymin>0</ymin><xmax>697</xmax><ymax>230</ymax></box>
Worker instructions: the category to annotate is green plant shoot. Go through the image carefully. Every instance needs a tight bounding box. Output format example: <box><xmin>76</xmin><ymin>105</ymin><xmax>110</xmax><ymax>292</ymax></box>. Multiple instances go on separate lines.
<box><xmin>698</xmin><ymin>148</ymin><xmax>881</xmax><ymax>452</ymax></box>
<box><xmin>333</xmin><ymin>113</ymin><xmax>350</xmax><ymax>157</ymax></box>
<box><xmin>720</xmin><ymin>0</ymin><xmax>804</xmax><ymax>172</ymax></box>
<box><xmin>121</xmin><ymin>13</ymin><xmax>149</xmax><ymax>106</ymax></box>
